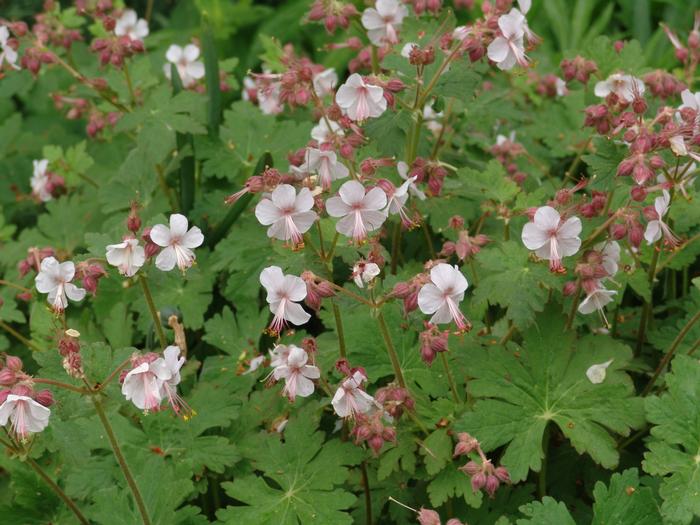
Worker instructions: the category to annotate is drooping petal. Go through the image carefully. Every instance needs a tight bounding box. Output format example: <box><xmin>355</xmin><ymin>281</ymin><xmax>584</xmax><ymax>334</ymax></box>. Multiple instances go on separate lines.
<box><xmin>64</xmin><ymin>283</ymin><xmax>86</xmax><ymax>302</ymax></box>
<box><xmin>284</xmin><ymin>302</ymin><xmax>311</xmax><ymax>325</ymax></box>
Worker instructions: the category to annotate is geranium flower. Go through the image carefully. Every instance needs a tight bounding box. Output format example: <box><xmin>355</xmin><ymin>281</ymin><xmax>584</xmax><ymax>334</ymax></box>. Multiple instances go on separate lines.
<box><xmin>114</xmin><ymin>9</ymin><xmax>149</xmax><ymax>40</ymax></box>
<box><xmin>521</xmin><ymin>206</ymin><xmax>582</xmax><ymax>272</ymax></box>
<box><xmin>0</xmin><ymin>394</ymin><xmax>51</xmax><ymax>440</ymax></box>
<box><xmin>269</xmin><ymin>343</ymin><xmax>293</xmax><ymax>368</ymax></box>
<box><xmin>121</xmin><ymin>354</ymin><xmax>172</xmax><ymax>411</ymax></box>
<box><xmin>487</xmin><ymin>9</ymin><xmax>528</xmax><ymax>70</ymax></box>
<box><xmin>417</xmin><ymin>263</ymin><xmax>470</xmax><ymax>331</ymax></box>
<box><xmin>260</xmin><ymin>266</ymin><xmax>311</xmax><ymax>334</ymax></box>
<box><xmin>596</xmin><ymin>241</ymin><xmax>620</xmax><ymax>277</ymax></box>
<box><xmin>383</xmin><ymin>176</ymin><xmax>417</xmax><ymax>227</ymax></box>
<box><xmin>31</xmin><ymin>159</ymin><xmax>52</xmax><ymax>202</ymax></box>
<box><xmin>336</xmin><ymin>74</ymin><xmax>387</xmax><ymax>121</ymax></box>
<box><xmin>150</xmin><ymin>213</ymin><xmax>204</xmax><ymax>272</ymax></box>
<box><xmin>679</xmin><ymin>89</ymin><xmax>700</xmax><ymax>119</ymax></box>
<box><xmin>594</xmin><ymin>73</ymin><xmax>645</xmax><ymax>103</ymax></box>
<box><xmin>163</xmin><ymin>44</ymin><xmax>205</xmax><ymax>88</ymax></box>
<box><xmin>332</xmin><ymin>371</ymin><xmax>376</xmax><ymax>418</ymax></box>
<box><xmin>361</xmin><ymin>0</ymin><xmax>408</xmax><ymax>46</ymax></box>
<box><xmin>352</xmin><ymin>261</ymin><xmax>381</xmax><ymax>288</ymax></box>
<box><xmin>159</xmin><ymin>345</ymin><xmax>193</xmax><ymax>417</ymax></box>
<box><xmin>578</xmin><ymin>287</ymin><xmax>617</xmax><ymax>324</ymax></box>
<box><xmin>0</xmin><ymin>26</ymin><xmax>19</xmax><ymax>69</ymax></box>
<box><xmin>312</xmin><ymin>68</ymin><xmax>338</xmax><ymax>97</ymax></box>
<box><xmin>35</xmin><ymin>257</ymin><xmax>87</xmax><ymax>312</ymax></box>
<box><xmin>298</xmin><ymin>148</ymin><xmax>349</xmax><ymax>190</ymax></box>
<box><xmin>311</xmin><ymin>119</ymin><xmax>344</xmax><ymax>143</ymax></box>
<box><xmin>398</xmin><ymin>161</ymin><xmax>426</xmax><ymax>200</ymax></box>
<box><xmin>644</xmin><ymin>190</ymin><xmax>679</xmax><ymax>246</ymax></box>
<box><xmin>105</xmin><ymin>238</ymin><xmax>146</xmax><ymax>277</ymax></box>
<box><xmin>326</xmin><ymin>180</ymin><xmax>387</xmax><ymax>243</ymax></box>
<box><xmin>272</xmin><ymin>345</ymin><xmax>320</xmax><ymax>401</ymax></box>
<box><xmin>255</xmin><ymin>184</ymin><xmax>318</xmax><ymax>246</ymax></box>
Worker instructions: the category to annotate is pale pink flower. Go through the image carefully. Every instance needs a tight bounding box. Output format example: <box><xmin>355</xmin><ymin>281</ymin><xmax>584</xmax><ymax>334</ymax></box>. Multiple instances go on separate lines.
<box><xmin>332</xmin><ymin>371</ymin><xmax>376</xmax><ymax>418</ymax></box>
<box><xmin>150</xmin><ymin>213</ymin><xmax>204</xmax><ymax>272</ymax></box>
<box><xmin>679</xmin><ymin>89</ymin><xmax>700</xmax><ymax>113</ymax></box>
<box><xmin>644</xmin><ymin>190</ymin><xmax>678</xmax><ymax>246</ymax></box>
<box><xmin>114</xmin><ymin>9</ymin><xmax>149</xmax><ymax>40</ymax></box>
<box><xmin>336</xmin><ymin>74</ymin><xmax>387</xmax><ymax>121</ymax></box>
<box><xmin>260</xmin><ymin>266</ymin><xmax>311</xmax><ymax>334</ymax></box>
<box><xmin>596</xmin><ymin>241</ymin><xmax>620</xmax><ymax>277</ymax></box>
<box><xmin>297</xmin><ymin>148</ymin><xmax>349</xmax><ymax>190</ymax></box>
<box><xmin>273</xmin><ymin>345</ymin><xmax>320</xmax><ymax>401</ymax></box>
<box><xmin>121</xmin><ymin>356</ymin><xmax>171</xmax><ymax>411</ymax></box>
<box><xmin>361</xmin><ymin>0</ymin><xmax>408</xmax><ymax>46</ymax></box>
<box><xmin>35</xmin><ymin>257</ymin><xmax>86</xmax><ymax>312</ymax></box>
<box><xmin>521</xmin><ymin>206</ymin><xmax>582</xmax><ymax>272</ymax></box>
<box><xmin>352</xmin><ymin>261</ymin><xmax>381</xmax><ymax>288</ymax></box>
<box><xmin>418</xmin><ymin>263</ymin><xmax>470</xmax><ymax>331</ymax></box>
<box><xmin>243</xmin><ymin>355</ymin><xmax>265</xmax><ymax>375</ymax></box>
<box><xmin>158</xmin><ymin>345</ymin><xmax>192</xmax><ymax>417</ymax></box>
<box><xmin>311</xmin><ymin>119</ymin><xmax>344</xmax><ymax>143</ymax></box>
<box><xmin>105</xmin><ymin>238</ymin><xmax>146</xmax><ymax>277</ymax></box>
<box><xmin>578</xmin><ymin>288</ymin><xmax>617</xmax><ymax>324</ymax></box>
<box><xmin>258</xmin><ymin>82</ymin><xmax>283</xmax><ymax>115</ymax></box>
<box><xmin>164</xmin><ymin>44</ymin><xmax>205</xmax><ymax>88</ymax></box>
<box><xmin>31</xmin><ymin>159</ymin><xmax>52</xmax><ymax>202</ymax></box>
<box><xmin>398</xmin><ymin>161</ymin><xmax>426</xmax><ymax>200</ymax></box>
<box><xmin>312</xmin><ymin>68</ymin><xmax>338</xmax><ymax>97</ymax></box>
<box><xmin>384</xmin><ymin>175</ymin><xmax>416</xmax><ymax>227</ymax></box>
<box><xmin>594</xmin><ymin>73</ymin><xmax>645</xmax><ymax>103</ymax></box>
<box><xmin>0</xmin><ymin>395</ymin><xmax>50</xmax><ymax>440</ymax></box>
<box><xmin>0</xmin><ymin>26</ymin><xmax>19</xmax><ymax>70</ymax></box>
<box><xmin>487</xmin><ymin>9</ymin><xmax>528</xmax><ymax>70</ymax></box>
<box><xmin>326</xmin><ymin>180</ymin><xmax>387</xmax><ymax>242</ymax></box>
<box><xmin>269</xmin><ymin>344</ymin><xmax>293</xmax><ymax>368</ymax></box>
<box><xmin>255</xmin><ymin>185</ymin><xmax>318</xmax><ymax>245</ymax></box>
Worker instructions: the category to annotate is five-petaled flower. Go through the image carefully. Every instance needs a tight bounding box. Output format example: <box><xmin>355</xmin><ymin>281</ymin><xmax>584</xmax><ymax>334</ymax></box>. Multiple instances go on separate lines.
<box><xmin>521</xmin><ymin>206</ymin><xmax>582</xmax><ymax>272</ymax></box>
<box><xmin>260</xmin><ymin>266</ymin><xmax>311</xmax><ymax>335</ymax></box>
<box><xmin>417</xmin><ymin>263</ymin><xmax>470</xmax><ymax>331</ymax></box>
<box><xmin>106</xmin><ymin>238</ymin><xmax>146</xmax><ymax>277</ymax></box>
<box><xmin>164</xmin><ymin>44</ymin><xmax>205</xmax><ymax>88</ymax></box>
<box><xmin>487</xmin><ymin>9</ymin><xmax>528</xmax><ymax>70</ymax></box>
<box><xmin>332</xmin><ymin>371</ymin><xmax>376</xmax><ymax>418</ymax></box>
<box><xmin>114</xmin><ymin>9</ymin><xmax>149</xmax><ymax>41</ymax></box>
<box><xmin>150</xmin><ymin>213</ymin><xmax>204</xmax><ymax>272</ymax></box>
<box><xmin>255</xmin><ymin>184</ymin><xmax>318</xmax><ymax>247</ymax></box>
<box><xmin>296</xmin><ymin>148</ymin><xmax>349</xmax><ymax>190</ymax></box>
<box><xmin>326</xmin><ymin>180</ymin><xmax>387</xmax><ymax>243</ymax></box>
<box><xmin>0</xmin><ymin>394</ymin><xmax>51</xmax><ymax>441</ymax></box>
<box><xmin>336</xmin><ymin>74</ymin><xmax>387</xmax><ymax>122</ymax></box>
<box><xmin>361</xmin><ymin>0</ymin><xmax>408</xmax><ymax>46</ymax></box>
<box><xmin>272</xmin><ymin>345</ymin><xmax>320</xmax><ymax>401</ymax></box>
<box><xmin>594</xmin><ymin>73</ymin><xmax>645</xmax><ymax>103</ymax></box>
<box><xmin>35</xmin><ymin>257</ymin><xmax>87</xmax><ymax>312</ymax></box>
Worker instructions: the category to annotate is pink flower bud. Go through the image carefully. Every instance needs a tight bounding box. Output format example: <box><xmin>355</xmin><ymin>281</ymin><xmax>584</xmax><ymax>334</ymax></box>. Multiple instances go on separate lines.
<box><xmin>471</xmin><ymin>472</ymin><xmax>486</xmax><ymax>492</ymax></box>
<box><xmin>562</xmin><ymin>281</ymin><xmax>578</xmax><ymax>296</ymax></box>
<box><xmin>6</xmin><ymin>355</ymin><xmax>22</xmax><ymax>372</ymax></box>
<box><xmin>485</xmin><ymin>474</ymin><xmax>500</xmax><ymax>497</ymax></box>
<box><xmin>35</xmin><ymin>389</ymin><xmax>55</xmax><ymax>407</ymax></box>
<box><xmin>610</xmin><ymin>223</ymin><xmax>627</xmax><ymax>240</ymax></box>
<box><xmin>494</xmin><ymin>466</ymin><xmax>511</xmax><ymax>483</ymax></box>
<box><xmin>460</xmin><ymin>460</ymin><xmax>482</xmax><ymax>476</ymax></box>
<box><xmin>0</xmin><ymin>369</ymin><xmax>16</xmax><ymax>386</ymax></box>
<box><xmin>417</xmin><ymin>509</ymin><xmax>441</xmax><ymax>525</ymax></box>
<box><xmin>631</xmin><ymin>186</ymin><xmax>648</xmax><ymax>201</ymax></box>
<box><xmin>0</xmin><ymin>389</ymin><xmax>10</xmax><ymax>404</ymax></box>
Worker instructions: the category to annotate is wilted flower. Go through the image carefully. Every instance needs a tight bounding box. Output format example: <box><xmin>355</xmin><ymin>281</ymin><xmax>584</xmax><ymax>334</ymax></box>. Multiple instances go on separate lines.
<box><xmin>106</xmin><ymin>238</ymin><xmax>146</xmax><ymax>277</ymax></box>
<box><xmin>417</xmin><ymin>264</ymin><xmax>470</xmax><ymax>331</ymax></box>
<box><xmin>114</xmin><ymin>9</ymin><xmax>149</xmax><ymax>41</ymax></box>
<box><xmin>326</xmin><ymin>180</ymin><xmax>387</xmax><ymax>242</ymax></box>
<box><xmin>260</xmin><ymin>266</ymin><xmax>311</xmax><ymax>334</ymax></box>
<box><xmin>521</xmin><ymin>206</ymin><xmax>582</xmax><ymax>272</ymax></box>
<box><xmin>150</xmin><ymin>214</ymin><xmax>204</xmax><ymax>272</ymax></box>
<box><xmin>336</xmin><ymin>73</ymin><xmax>387</xmax><ymax>121</ymax></box>
<box><xmin>578</xmin><ymin>288</ymin><xmax>617</xmax><ymax>321</ymax></box>
<box><xmin>255</xmin><ymin>184</ymin><xmax>318</xmax><ymax>246</ymax></box>
<box><xmin>35</xmin><ymin>257</ymin><xmax>87</xmax><ymax>312</ymax></box>
<box><xmin>164</xmin><ymin>44</ymin><xmax>205</xmax><ymax>87</ymax></box>
<box><xmin>312</xmin><ymin>68</ymin><xmax>338</xmax><ymax>96</ymax></box>
<box><xmin>361</xmin><ymin>0</ymin><xmax>408</xmax><ymax>46</ymax></box>
<box><xmin>586</xmin><ymin>359</ymin><xmax>613</xmax><ymax>384</ymax></box>
<box><xmin>272</xmin><ymin>345</ymin><xmax>320</xmax><ymax>401</ymax></box>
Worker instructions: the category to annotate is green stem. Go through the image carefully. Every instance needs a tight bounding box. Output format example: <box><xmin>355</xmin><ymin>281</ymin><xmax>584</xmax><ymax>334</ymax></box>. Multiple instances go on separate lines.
<box><xmin>332</xmin><ymin>301</ymin><xmax>347</xmax><ymax>359</ymax></box>
<box><xmin>406</xmin><ymin>110</ymin><xmax>424</xmax><ymax>163</ymax></box>
<box><xmin>0</xmin><ymin>279</ymin><xmax>32</xmax><ymax>293</ymax></box>
<box><xmin>565</xmin><ymin>281</ymin><xmax>582</xmax><ymax>331</ymax></box>
<box><xmin>25</xmin><ymin>457</ymin><xmax>89</xmax><ymax>525</ymax></box>
<box><xmin>139</xmin><ymin>275</ymin><xmax>167</xmax><ymax>349</ymax></box>
<box><xmin>123</xmin><ymin>61</ymin><xmax>136</xmax><ymax>106</ymax></box>
<box><xmin>421</xmin><ymin>221</ymin><xmax>436</xmax><ymax>259</ymax></box>
<box><xmin>635</xmin><ymin>243</ymin><xmax>662</xmax><ymax>355</ymax></box>
<box><xmin>376</xmin><ymin>310</ymin><xmax>406</xmax><ymax>388</ymax></box>
<box><xmin>316</xmin><ymin>221</ymin><xmax>326</xmax><ymax>259</ymax></box>
<box><xmin>0</xmin><ymin>320</ymin><xmax>43</xmax><ymax>353</ymax></box>
<box><xmin>439</xmin><ymin>352</ymin><xmax>460</xmax><ymax>403</ymax></box>
<box><xmin>641</xmin><ymin>308</ymin><xmax>700</xmax><ymax>396</ymax></box>
<box><xmin>390</xmin><ymin>221</ymin><xmax>401</xmax><ymax>275</ymax></box>
<box><xmin>92</xmin><ymin>398</ymin><xmax>151</xmax><ymax>525</ymax></box>
<box><xmin>32</xmin><ymin>378</ymin><xmax>88</xmax><ymax>395</ymax></box>
<box><xmin>360</xmin><ymin>461</ymin><xmax>373</xmax><ymax>525</ymax></box>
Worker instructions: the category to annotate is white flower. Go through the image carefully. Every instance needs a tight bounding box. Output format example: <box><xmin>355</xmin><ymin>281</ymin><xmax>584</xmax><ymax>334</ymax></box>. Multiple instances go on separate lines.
<box><xmin>159</xmin><ymin>345</ymin><xmax>192</xmax><ymax>416</ymax></box>
<box><xmin>585</xmin><ymin>359</ymin><xmax>614</xmax><ymax>384</ymax></box>
<box><xmin>272</xmin><ymin>345</ymin><xmax>320</xmax><ymax>401</ymax></box>
<box><xmin>35</xmin><ymin>257</ymin><xmax>86</xmax><ymax>312</ymax></box>
<box><xmin>578</xmin><ymin>288</ymin><xmax>617</xmax><ymax>317</ymax></box>
<box><xmin>255</xmin><ymin>185</ymin><xmax>318</xmax><ymax>245</ymax></box>
<box><xmin>326</xmin><ymin>180</ymin><xmax>387</xmax><ymax>242</ymax></box>
<box><xmin>398</xmin><ymin>161</ymin><xmax>426</xmax><ymax>200</ymax></box>
<box><xmin>332</xmin><ymin>371</ymin><xmax>376</xmax><ymax>418</ymax></box>
<box><xmin>361</xmin><ymin>0</ymin><xmax>408</xmax><ymax>46</ymax></box>
<box><xmin>106</xmin><ymin>238</ymin><xmax>146</xmax><ymax>277</ymax></box>
<box><xmin>496</xmin><ymin>131</ymin><xmax>517</xmax><ymax>146</ymax></box>
<box><xmin>121</xmin><ymin>357</ymin><xmax>171</xmax><ymax>411</ymax></box>
<box><xmin>487</xmin><ymin>9</ymin><xmax>528</xmax><ymax>70</ymax></box>
<box><xmin>0</xmin><ymin>26</ymin><xmax>19</xmax><ymax>69</ymax></box>
<box><xmin>313</xmin><ymin>68</ymin><xmax>338</xmax><ymax>97</ymax></box>
<box><xmin>418</xmin><ymin>263</ymin><xmax>470</xmax><ymax>331</ymax></box>
<box><xmin>258</xmin><ymin>82</ymin><xmax>283</xmax><ymax>115</ymax></box>
<box><xmin>150</xmin><ymin>214</ymin><xmax>204</xmax><ymax>272</ymax></box>
<box><xmin>352</xmin><ymin>261</ymin><xmax>381</xmax><ymax>288</ymax></box>
<box><xmin>243</xmin><ymin>355</ymin><xmax>266</xmax><ymax>375</ymax></box>
<box><xmin>297</xmin><ymin>148</ymin><xmax>349</xmax><ymax>190</ymax></box>
<box><xmin>679</xmin><ymin>89</ymin><xmax>700</xmax><ymax>116</ymax></box>
<box><xmin>669</xmin><ymin>135</ymin><xmax>688</xmax><ymax>156</ymax></box>
<box><xmin>401</xmin><ymin>42</ymin><xmax>418</xmax><ymax>58</ymax></box>
<box><xmin>311</xmin><ymin>119</ymin><xmax>344</xmax><ymax>143</ymax></box>
<box><xmin>594</xmin><ymin>73</ymin><xmax>645</xmax><ymax>103</ymax></box>
<box><xmin>31</xmin><ymin>159</ymin><xmax>52</xmax><ymax>202</ymax></box>
<box><xmin>384</xmin><ymin>176</ymin><xmax>417</xmax><ymax>227</ymax></box>
<box><xmin>164</xmin><ymin>44</ymin><xmax>205</xmax><ymax>88</ymax></box>
<box><xmin>0</xmin><ymin>395</ymin><xmax>50</xmax><ymax>440</ymax></box>
<box><xmin>336</xmin><ymin>73</ymin><xmax>387</xmax><ymax>122</ymax></box>
<box><xmin>555</xmin><ymin>77</ymin><xmax>567</xmax><ymax>97</ymax></box>
<box><xmin>644</xmin><ymin>190</ymin><xmax>678</xmax><ymax>246</ymax></box>
<box><xmin>260</xmin><ymin>266</ymin><xmax>311</xmax><ymax>334</ymax></box>
<box><xmin>521</xmin><ymin>206</ymin><xmax>582</xmax><ymax>272</ymax></box>
<box><xmin>423</xmin><ymin>104</ymin><xmax>443</xmax><ymax>136</ymax></box>
<box><xmin>114</xmin><ymin>9</ymin><xmax>149</xmax><ymax>40</ymax></box>
<box><xmin>269</xmin><ymin>343</ymin><xmax>293</xmax><ymax>368</ymax></box>
<box><xmin>596</xmin><ymin>241</ymin><xmax>620</xmax><ymax>277</ymax></box>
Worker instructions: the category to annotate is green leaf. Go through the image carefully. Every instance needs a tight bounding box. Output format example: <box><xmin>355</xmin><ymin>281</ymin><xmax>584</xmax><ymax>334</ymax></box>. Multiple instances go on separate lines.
<box><xmin>454</xmin><ymin>160</ymin><xmax>519</xmax><ymax>204</ymax></box>
<box><xmin>456</xmin><ymin>307</ymin><xmax>644</xmax><ymax>482</ymax></box>
<box><xmin>591</xmin><ymin>468</ymin><xmax>662</xmax><ymax>525</ymax></box>
<box><xmin>427</xmin><ymin>466</ymin><xmax>483</xmax><ymax>508</ymax></box>
<box><xmin>432</xmin><ymin>61</ymin><xmax>481</xmax><ymax>101</ymax></box>
<box><xmin>516</xmin><ymin>496</ymin><xmax>575</xmax><ymax>524</ymax></box>
<box><xmin>643</xmin><ymin>354</ymin><xmax>700</xmax><ymax>524</ymax></box>
<box><xmin>420</xmin><ymin>428</ymin><xmax>453</xmax><ymax>475</ymax></box>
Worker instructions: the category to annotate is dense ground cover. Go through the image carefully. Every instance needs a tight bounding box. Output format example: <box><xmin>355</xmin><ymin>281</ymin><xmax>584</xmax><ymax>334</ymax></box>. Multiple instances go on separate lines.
<box><xmin>1</xmin><ymin>0</ymin><xmax>700</xmax><ymax>523</ymax></box>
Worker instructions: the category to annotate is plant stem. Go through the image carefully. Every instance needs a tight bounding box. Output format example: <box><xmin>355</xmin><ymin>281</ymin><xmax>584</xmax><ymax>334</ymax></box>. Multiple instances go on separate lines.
<box><xmin>376</xmin><ymin>310</ymin><xmax>406</xmax><ymax>388</ymax></box>
<box><xmin>0</xmin><ymin>320</ymin><xmax>43</xmax><ymax>353</ymax></box>
<box><xmin>370</xmin><ymin>46</ymin><xmax>380</xmax><ymax>75</ymax></box>
<box><xmin>32</xmin><ymin>377</ymin><xmax>88</xmax><ymax>395</ymax></box>
<box><xmin>97</xmin><ymin>357</ymin><xmax>133</xmax><ymax>392</ymax></box>
<box><xmin>538</xmin><ymin>424</ymin><xmax>550</xmax><ymax>499</ymax></box>
<box><xmin>92</xmin><ymin>398</ymin><xmax>151</xmax><ymax>525</ymax></box>
<box><xmin>641</xmin><ymin>308</ymin><xmax>700</xmax><ymax>396</ymax></box>
<box><xmin>635</xmin><ymin>243</ymin><xmax>662</xmax><ymax>355</ymax></box>
<box><xmin>332</xmin><ymin>301</ymin><xmax>347</xmax><ymax>359</ymax></box>
<box><xmin>22</xmin><ymin>456</ymin><xmax>90</xmax><ymax>525</ymax></box>
<box><xmin>360</xmin><ymin>461</ymin><xmax>373</xmax><ymax>525</ymax></box>
<box><xmin>439</xmin><ymin>352</ymin><xmax>460</xmax><ymax>403</ymax></box>
<box><xmin>0</xmin><ymin>279</ymin><xmax>32</xmax><ymax>293</ymax></box>
<box><xmin>390</xmin><ymin>221</ymin><xmax>401</xmax><ymax>275</ymax></box>
<box><xmin>316</xmin><ymin>221</ymin><xmax>326</xmax><ymax>259</ymax></box>
<box><xmin>565</xmin><ymin>281</ymin><xmax>582</xmax><ymax>331</ymax></box>
<box><xmin>421</xmin><ymin>221</ymin><xmax>436</xmax><ymax>259</ymax></box>
<box><xmin>123</xmin><ymin>62</ymin><xmax>136</xmax><ymax>106</ymax></box>
<box><xmin>139</xmin><ymin>275</ymin><xmax>167</xmax><ymax>349</ymax></box>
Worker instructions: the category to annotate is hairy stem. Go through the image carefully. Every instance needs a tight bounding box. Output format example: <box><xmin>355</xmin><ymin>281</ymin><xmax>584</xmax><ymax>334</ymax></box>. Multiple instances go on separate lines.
<box><xmin>360</xmin><ymin>461</ymin><xmax>373</xmax><ymax>525</ymax></box>
<box><xmin>32</xmin><ymin>378</ymin><xmax>88</xmax><ymax>395</ymax></box>
<box><xmin>439</xmin><ymin>352</ymin><xmax>460</xmax><ymax>403</ymax></box>
<box><xmin>376</xmin><ymin>310</ymin><xmax>407</xmax><ymax>388</ymax></box>
<box><xmin>0</xmin><ymin>320</ymin><xmax>43</xmax><ymax>353</ymax></box>
<box><xmin>332</xmin><ymin>301</ymin><xmax>347</xmax><ymax>359</ymax></box>
<box><xmin>139</xmin><ymin>275</ymin><xmax>167</xmax><ymax>349</ymax></box>
<box><xmin>92</xmin><ymin>398</ymin><xmax>151</xmax><ymax>525</ymax></box>
<box><xmin>635</xmin><ymin>243</ymin><xmax>662</xmax><ymax>355</ymax></box>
